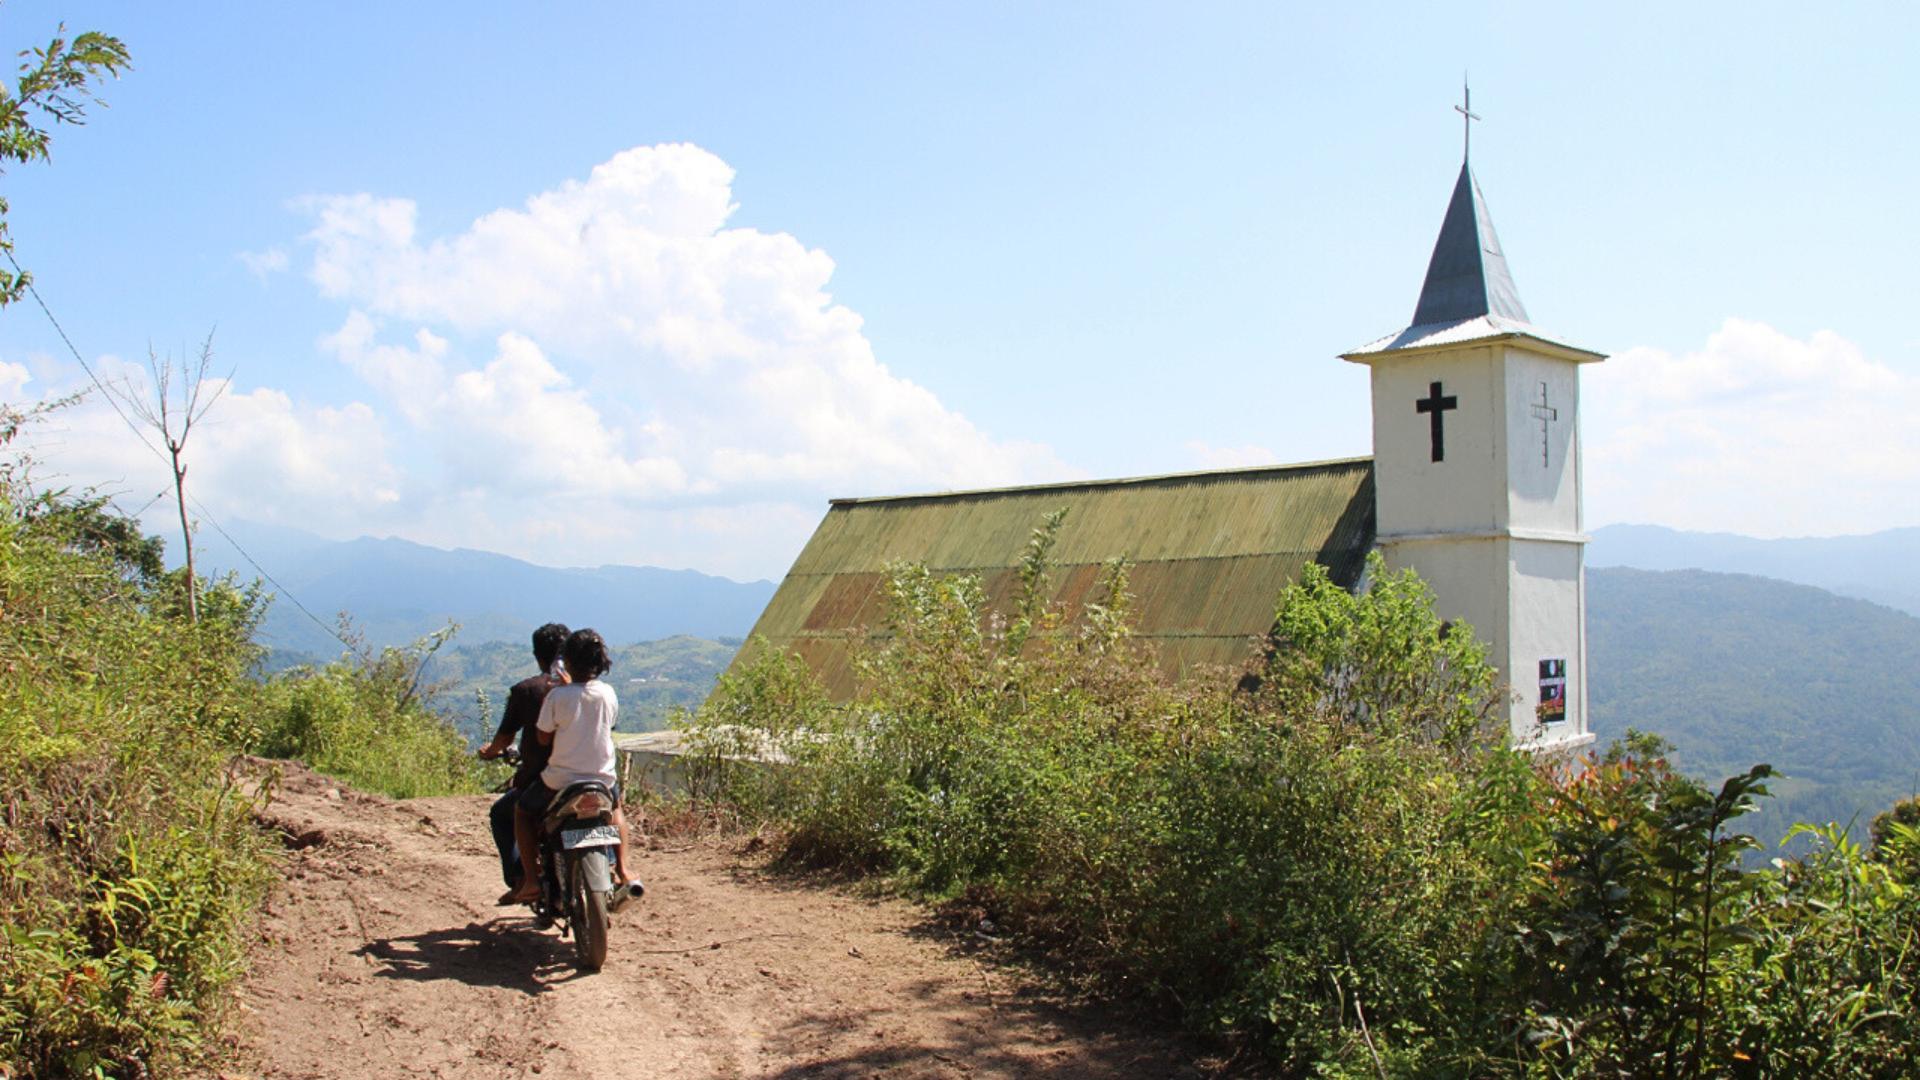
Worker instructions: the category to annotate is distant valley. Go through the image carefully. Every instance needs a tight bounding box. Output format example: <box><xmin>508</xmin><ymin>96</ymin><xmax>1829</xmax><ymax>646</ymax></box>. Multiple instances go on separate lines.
<box><xmin>426</xmin><ymin>635</ymin><xmax>740</xmax><ymax>743</ymax></box>
<box><xmin>1588</xmin><ymin>566</ymin><xmax>1920</xmax><ymax>849</ymax></box>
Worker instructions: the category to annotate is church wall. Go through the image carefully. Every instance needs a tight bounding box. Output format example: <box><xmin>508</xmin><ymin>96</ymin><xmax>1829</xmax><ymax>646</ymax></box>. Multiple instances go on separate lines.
<box><xmin>1500</xmin><ymin>346</ymin><xmax>1581</xmax><ymax>534</ymax></box>
<box><xmin>1505</xmin><ymin>537</ymin><xmax>1590</xmax><ymax>745</ymax></box>
<box><xmin>1377</xmin><ymin>534</ymin><xmax>1511</xmax><ymax>696</ymax></box>
<box><xmin>1369</xmin><ymin>347</ymin><xmax>1504</xmax><ymax>538</ymax></box>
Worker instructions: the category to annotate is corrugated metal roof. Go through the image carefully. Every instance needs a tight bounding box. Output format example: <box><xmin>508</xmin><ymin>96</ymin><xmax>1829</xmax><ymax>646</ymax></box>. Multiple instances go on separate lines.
<box><xmin>730</xmin><ymin>457</ymin><xmax>1377</xmax><ymax>698</ymax></box>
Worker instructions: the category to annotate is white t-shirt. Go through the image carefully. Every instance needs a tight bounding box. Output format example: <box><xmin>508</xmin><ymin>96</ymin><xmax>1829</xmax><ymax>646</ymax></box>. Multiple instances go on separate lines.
<box><xmin>536</xmin><ymin>679</ymin><xmax>619</xmax><ymax>789</ymax></box>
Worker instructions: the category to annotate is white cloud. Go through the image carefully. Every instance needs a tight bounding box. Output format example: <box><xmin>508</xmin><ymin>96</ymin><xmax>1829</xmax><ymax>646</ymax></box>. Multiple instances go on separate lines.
<box><xmin>288</xmin><ymin>143</ymin><xmax>1070</xmax><ymax>575</ymax></box>
<box><xmin>320</xmin><ymin>313</ymin><xmax>689</xmax><ymax>500</ymax></box>
<box><xmin>0</xmin><ymin>360</ymin><xmax>29</xmax><ymax>400</ymax></box>
<box><xmin>6</xmin><ymin>355</ymin><xmax>400</xmax><ymax>536</ymax></box>
<box><xmin>1585</xmin><ymin>318</ymin><xmax>1920</xmax><ymax>537</ymax></box>
<box><xmin>195</xmin><ymin>388</ymin><xmax>401</xmax><ymax>516</ymax></box>
<box><xmin>237</xmin><ymin>247</ymin><xmax>289</xmax><ymax>279</ymax></box>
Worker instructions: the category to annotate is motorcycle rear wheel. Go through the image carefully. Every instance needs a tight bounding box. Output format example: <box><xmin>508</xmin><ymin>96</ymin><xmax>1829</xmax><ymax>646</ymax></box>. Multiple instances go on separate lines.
<box><xmin>570</xmin><ymin>850</ymin><xmax>610</xmax><ymax>971</ymax></box>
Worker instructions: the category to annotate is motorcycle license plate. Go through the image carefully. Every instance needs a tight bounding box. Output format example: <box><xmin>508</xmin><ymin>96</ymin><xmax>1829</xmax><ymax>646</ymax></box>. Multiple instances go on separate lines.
<box><xmin>561</xmin><ymin>824</ymin><xmax>620</xmax><ymax>850</ymax></box>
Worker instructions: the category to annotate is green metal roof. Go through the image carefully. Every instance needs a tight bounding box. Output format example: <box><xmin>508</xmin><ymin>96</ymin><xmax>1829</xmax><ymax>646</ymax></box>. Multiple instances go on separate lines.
<box><xmin>731</xmin><ymin>457</ymin><xmax>1377</xmax><ymax>698</ymax></box>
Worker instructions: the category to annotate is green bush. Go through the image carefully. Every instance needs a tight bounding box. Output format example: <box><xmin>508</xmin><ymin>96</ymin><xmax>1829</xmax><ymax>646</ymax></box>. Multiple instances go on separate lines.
<box><xmin>686</xmin><ymin>516</ymin><xmax>1920</xmax><ymax>1076</ymax></box>
<box><xmin>253</xmin><ymin>625</ymin><xmax>486</xmax><ymax>800</ymax></box>
<box><xmin>1</xmin><ymin>469</ymin><xmax>274</xmax><ymax>1077</ymax></box>
<box><xmin>686</xmin><ymin>528</ymin><xmax>1536</xmax><ymax>1071</ymax></box>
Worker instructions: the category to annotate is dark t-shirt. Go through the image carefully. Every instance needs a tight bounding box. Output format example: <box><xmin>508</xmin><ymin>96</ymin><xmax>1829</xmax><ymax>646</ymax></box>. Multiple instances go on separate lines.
<box><xmin>490</xmin><ymin>672</ymin><xmax>558</xmax><ymax>791</ymax></box>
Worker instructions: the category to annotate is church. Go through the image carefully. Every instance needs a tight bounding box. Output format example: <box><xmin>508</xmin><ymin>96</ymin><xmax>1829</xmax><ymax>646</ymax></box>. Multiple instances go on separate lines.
<box><xmin>732</xmin><ymin>151</ymin><xmax>1604</xmax><ymax>751</ymax></box>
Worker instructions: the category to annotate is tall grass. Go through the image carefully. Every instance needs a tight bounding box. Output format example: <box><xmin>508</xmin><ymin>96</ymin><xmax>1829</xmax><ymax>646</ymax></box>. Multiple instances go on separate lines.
<box><xmin>0</xmin><ymin>478</ymin><xmax>274</xmax><ymax>1077</ymax></box>
<box><xmin>252</xmin><ymin>625</ymin><xmax>487</xmax><ymax>800</ymax></box>
<box><xmin>1</xmin><ymin>402</ymin><xmax>482</xmax><ymax>1076</ymax></box>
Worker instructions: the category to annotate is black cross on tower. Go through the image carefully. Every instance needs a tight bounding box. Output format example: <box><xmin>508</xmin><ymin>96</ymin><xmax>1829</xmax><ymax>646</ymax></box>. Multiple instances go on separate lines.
<box><xmin>1415</xmin><ymin>381</ymin><xmax>1458</xmax><ymax>462</ymax></box>
<box><xmin>1529</xmin><ymin>381</ymin><xmax>1559</xmax><ymax>467</ymax></box>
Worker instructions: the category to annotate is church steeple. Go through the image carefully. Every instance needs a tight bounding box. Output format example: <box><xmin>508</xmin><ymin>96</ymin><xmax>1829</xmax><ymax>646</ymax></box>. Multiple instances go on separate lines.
<box><xmin>1338</xmin><ymin>135</ymin><xmax>1607</xmax><ymax>750</ymax></box>
<box><xmin>1410</xmin><ymin>163</ymin><xmax>1529</xmax><ymax>328</ymax></box>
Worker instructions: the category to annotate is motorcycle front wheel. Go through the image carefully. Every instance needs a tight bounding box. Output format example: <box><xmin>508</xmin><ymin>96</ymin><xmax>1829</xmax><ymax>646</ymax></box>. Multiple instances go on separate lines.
<box><xmin>569</xmin><ymin>849</ymin><xmax>610</xmax><ymax>971</ymax></box>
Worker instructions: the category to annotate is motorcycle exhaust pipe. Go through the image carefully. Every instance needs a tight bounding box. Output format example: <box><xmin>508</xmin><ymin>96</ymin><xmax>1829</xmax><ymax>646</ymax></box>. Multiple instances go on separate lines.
<box><xmin>607</xmin><ymin>879</ymin><xmax>646</xmax><ymax>913</ymax></box>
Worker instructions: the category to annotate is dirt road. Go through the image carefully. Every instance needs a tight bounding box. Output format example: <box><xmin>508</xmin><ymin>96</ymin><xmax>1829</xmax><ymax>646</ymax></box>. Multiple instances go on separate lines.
<box><xmin>225</xmin><ymin>762</ymin><xmax>1227</xmax><ymax>1079</ymax></box>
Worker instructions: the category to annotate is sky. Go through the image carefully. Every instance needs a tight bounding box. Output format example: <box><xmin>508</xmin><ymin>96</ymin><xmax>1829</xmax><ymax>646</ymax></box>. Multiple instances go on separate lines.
<box><xmin>2</xmin><ymin>3</ymin><xmax>1917</xmax><ymax>583</ymax></box>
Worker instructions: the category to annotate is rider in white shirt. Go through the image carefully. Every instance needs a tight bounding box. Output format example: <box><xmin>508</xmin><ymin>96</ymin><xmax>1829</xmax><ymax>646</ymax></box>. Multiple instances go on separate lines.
<box><xmin>504</xmin><ymin>628</ymin><xmax>635</xmax><ymax>904</ymax></box>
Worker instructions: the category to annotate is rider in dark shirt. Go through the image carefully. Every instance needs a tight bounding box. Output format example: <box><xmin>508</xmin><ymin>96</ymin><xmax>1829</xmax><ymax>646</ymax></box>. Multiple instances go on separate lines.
<box><xmin>478</xmin><ymin>622</ymin><xmax>569</xmax><ymax>900</ymax></box>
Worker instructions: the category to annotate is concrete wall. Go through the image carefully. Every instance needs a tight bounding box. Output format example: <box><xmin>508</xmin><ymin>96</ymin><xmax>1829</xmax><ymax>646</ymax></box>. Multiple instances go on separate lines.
<box><xmin>1364</xmin><ymin>336</ymin><xmax>1597</xmax><ymax>749</ymax></box>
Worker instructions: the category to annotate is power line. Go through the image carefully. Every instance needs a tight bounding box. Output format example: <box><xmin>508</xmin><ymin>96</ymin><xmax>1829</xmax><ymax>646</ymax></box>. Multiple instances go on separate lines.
<box><xmin>110</xmin><ymin>488</ymin><xmax>171</xmax><ymax>522</ymax></box>
<box><xmin>186</xmin><ymin>491</ymin><xmax>365</xmax><ymax>659</ymax></box>
<box><xmin>3</xmin><ymin>249</ymin><xmax>162</xmax><ymax>460</ymax></box>
<box><xmin>6</xmin><ymin>251</ymin><xmax>367</xmax><ymax>661</ymax></box>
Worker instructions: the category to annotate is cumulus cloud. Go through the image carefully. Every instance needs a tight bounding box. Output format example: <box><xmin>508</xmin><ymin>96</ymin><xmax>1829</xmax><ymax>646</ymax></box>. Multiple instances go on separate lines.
<box><xmin>1585</xmin><ymin>318</ymin><xmax>1920</xmax><ymax>537</ymax></box>
<box><xmin>5</xmin><ymin>356</ymin><xmax>399</xmax><ymax>534</ymax></box>
<box><xmin>320</xmin><ymin>312</ymin><xmax>689</xmax><ymax>500</ymax></box>
<box><xmin>288</xmin><ymin>143</ymin><xmax>1069</xmax><ymax>575</ymax></box>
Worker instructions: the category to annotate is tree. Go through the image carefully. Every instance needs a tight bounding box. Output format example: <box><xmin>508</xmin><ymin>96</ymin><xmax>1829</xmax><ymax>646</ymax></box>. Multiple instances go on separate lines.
<box><xmin>0</xmin><ymin>19</ymin><xmax>130</xmax><ymax>305</ymax></box>
<box><xmin>109</xmin><ymin>334</ymin><xmax>229</xmax><ymax>622</ymax></box>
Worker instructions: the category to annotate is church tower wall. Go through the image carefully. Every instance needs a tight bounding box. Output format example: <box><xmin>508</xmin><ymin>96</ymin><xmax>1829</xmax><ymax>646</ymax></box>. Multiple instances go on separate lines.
<box><xmin>1364</xmin><ymin>339</ymin><xmax>1597</xmax><ymax>747</ymax></box>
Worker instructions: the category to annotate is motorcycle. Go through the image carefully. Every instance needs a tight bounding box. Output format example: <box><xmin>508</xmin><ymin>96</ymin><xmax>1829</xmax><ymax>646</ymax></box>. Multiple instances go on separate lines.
<box><xmin>492</xmin><ymin>750</ymin><xmax>641</xmax><ymax>971</ymax></box>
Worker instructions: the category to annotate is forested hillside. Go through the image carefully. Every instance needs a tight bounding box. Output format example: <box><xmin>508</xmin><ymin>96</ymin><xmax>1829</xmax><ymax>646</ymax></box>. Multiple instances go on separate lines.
<box><xmin>2</xmin><ymin>410</ymin><xmax>487</xmax><ymax>1074</ymax></box>
<box><xmin>1588</xmin><ymin>565</ymin><xmax>1920</xmax><ymax>846</ymax></box>
<box><xmin>425</xmin><ymin>634</ymin><xmax>738</xmax><ymax>739</ymax></box>
<box><xmin>1590</xmin><ymin>523</ymin><xmax>1920</xmax><ymax>617</ymax></box>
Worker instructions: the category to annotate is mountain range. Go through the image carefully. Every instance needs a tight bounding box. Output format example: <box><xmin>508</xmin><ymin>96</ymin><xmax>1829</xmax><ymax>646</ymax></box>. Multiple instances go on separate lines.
<box><xmin>1580</xmin><ymin>522</ymin><xmax>1920</xmax><ymax>848</ymax></box>
<box><xmin>1587</xmin><ymin>565</ymin><xmax>1920</xmax><ymax>848</ymax></box>
<box><xmin>183</xmin><ymin>519</ymin><xmax>776</xmax><ymax>659</ymax></box>
<box><xmin>1589</xmin><ymin>523</ymin><xmax>1920</xmax><ymax>617</ymax></box>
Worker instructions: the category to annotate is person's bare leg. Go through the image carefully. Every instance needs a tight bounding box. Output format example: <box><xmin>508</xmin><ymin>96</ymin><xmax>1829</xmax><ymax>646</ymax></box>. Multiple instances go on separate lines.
<box><xmin>507</xmin><ymin>803</ymin><xmax>541</xmax><ymax>902</ymax></box>
<box><xmin>611</xmin><ymin>807</ymin><xmax>634</xmax><ymax>884</ymax></box>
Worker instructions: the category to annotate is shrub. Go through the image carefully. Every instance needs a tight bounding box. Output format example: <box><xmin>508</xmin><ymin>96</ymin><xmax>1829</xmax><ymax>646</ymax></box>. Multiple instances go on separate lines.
<box><xmin>686</xmin><ymin>537</ymin><xmax>1540</xmax><ymax>1071</ymax></box>
<box><xmin>1</xmin><ymin>466</ymin><xmax>274</xmax><ymax>1077</ymax></box>
<box><xmin>1513</xmin><ymin>737</ymin><xmax>1920</xmax><ymax>1078</ymax></box>
<box><xmin>687</xmin><ymin>516</ymin><xmax>1920</xmax><ymax>1075</ymax></box>
<box><xmin>252</xmin><ymin>625</ymin><xmax>485</xmax><ymax>800</ymax></box>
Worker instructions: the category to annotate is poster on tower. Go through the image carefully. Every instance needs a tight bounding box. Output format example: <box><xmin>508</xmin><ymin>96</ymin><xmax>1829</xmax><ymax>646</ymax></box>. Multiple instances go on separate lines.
<box><xmin>1537</xmin><ymin>659</ymin><xmax>1567</xmax><ymax>724</ymax></box>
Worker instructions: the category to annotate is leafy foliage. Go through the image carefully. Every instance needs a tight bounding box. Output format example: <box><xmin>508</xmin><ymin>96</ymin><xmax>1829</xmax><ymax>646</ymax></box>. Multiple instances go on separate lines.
<box><xmin>0</xmin><ymin>19</ymin><xmax>130</xmax><ymax>304</ymax></box>
<box><xmin>252</xmin><ymin>624</ymin><xmax>487</xmax><ymax>800</ymax></box>
<box><xmin>685</xmin><ymin>524</ymin><xmax>1920</xmax><ymax>1075</ymax></box>
<box><xmin>2</xmin><ymin>422</ymin><xmax>272</xmax><ymax>1077</ymax></box>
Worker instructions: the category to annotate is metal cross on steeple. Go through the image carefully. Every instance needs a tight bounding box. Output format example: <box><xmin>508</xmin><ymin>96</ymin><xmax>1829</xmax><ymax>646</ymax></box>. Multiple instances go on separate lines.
<box><xmin>1454</xmin><ymin>78</ymin><xmax>1481</xmax><ymax>161</ymax></box>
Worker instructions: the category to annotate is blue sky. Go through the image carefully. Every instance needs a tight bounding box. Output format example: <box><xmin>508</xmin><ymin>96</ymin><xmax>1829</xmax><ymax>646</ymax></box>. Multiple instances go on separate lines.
<box><xmin>3</xmin><ymin>3</ymin><xmax>1916</xmax><ymax>581</ymax></box>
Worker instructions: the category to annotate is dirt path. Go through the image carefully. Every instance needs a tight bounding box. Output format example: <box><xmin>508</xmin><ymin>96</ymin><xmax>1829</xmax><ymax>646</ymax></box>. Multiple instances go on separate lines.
<box><xmin>223</xmin><ymin>763</ymin><xmax>1230</xmax><ymax>1079</ymax></box>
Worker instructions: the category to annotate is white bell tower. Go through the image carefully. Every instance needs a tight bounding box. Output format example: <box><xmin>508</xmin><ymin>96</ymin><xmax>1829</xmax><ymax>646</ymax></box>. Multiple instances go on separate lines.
<box><xmin>1341</xmin><ymin>154</ymin><xmax>1606</xmax><ymax>750</ymax></box>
